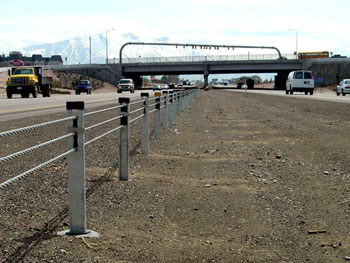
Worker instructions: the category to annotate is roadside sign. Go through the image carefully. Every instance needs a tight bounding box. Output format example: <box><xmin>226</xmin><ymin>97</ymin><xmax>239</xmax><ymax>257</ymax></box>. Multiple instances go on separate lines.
<box><xmin>10</xmin><ymin>59</ymin><xmax>24</xmax><ymax>66</ymax></box>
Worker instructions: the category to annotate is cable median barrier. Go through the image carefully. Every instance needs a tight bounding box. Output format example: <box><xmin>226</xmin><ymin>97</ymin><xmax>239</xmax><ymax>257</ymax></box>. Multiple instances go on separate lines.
<box><xmin>0</xmin><ymin>87</ymin><xmax>199</xmax><ymax>238</ymax></box>
<box><xmin>0</xmin><ymin>116</ymin><xmax>77</xmax><ymax>189</ymax></box>
<box><xmin>117</xmin><ymin>88</ymin><xmax>199</xmax><ymax>182</ymax></box>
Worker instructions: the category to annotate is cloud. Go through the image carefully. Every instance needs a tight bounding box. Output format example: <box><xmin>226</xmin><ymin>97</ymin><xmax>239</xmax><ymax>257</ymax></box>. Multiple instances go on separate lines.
<box><xmin>1</xmin><ymin>0</ymin><xmax>350</xmax><ymax>57</ymax></box>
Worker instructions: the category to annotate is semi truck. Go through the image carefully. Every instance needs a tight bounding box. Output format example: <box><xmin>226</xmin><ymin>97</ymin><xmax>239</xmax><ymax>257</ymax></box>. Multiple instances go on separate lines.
<box><xmin>6</xmin><ymin>66</ymin><xmax>52</xmax><ymax>98</ymax></box>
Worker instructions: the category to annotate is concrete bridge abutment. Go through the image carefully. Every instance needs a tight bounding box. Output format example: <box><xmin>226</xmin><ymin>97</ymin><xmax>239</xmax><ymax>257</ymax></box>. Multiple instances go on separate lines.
<box><xmin>125</xmin><ymin>74</ymin><xmax>143</xmax><ymax>89</ymax></box>
<box><xmin>274</xmin><ymin>71</ymin><xmax>289</xmax><ymax>90</ymax></box>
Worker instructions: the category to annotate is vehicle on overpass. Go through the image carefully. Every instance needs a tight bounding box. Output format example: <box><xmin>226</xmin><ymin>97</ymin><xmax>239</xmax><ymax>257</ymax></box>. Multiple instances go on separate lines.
<box><xmin>117</xmin><ymin>79</ymin><xmax>135</xmax><ymax>93</ymax></box>
<box><xmin>182</xmin><ymin>80</ymin><xmax>191</xmax><ymax>86</ymax></box>
<box><xmin>298</xmin><ymin>51</ymin><xmax>330</xmax><ymax>60</ymax></box>
<box><xmin>331</xmin><ymin>54</ymin><xmax>347</xmax><ymax>58</ymax></box>
<box><xmin>286</xmin><ymin>70</ymin><xmax>314</xmax><ymax>95</ymax></box>
<box><xmin>75</xmin><ymin>80</ymin><xmax>92</xmax><ymax>95</ymax></box>
<box><xmin>336</xmin><ymin>79</ymin><xmax>350</xmax><ymax>96</ymax></box>
<box><xmin>6</xmin><ymin>66</ymin><xmax>52</xmax><ymax>99</ymax></box>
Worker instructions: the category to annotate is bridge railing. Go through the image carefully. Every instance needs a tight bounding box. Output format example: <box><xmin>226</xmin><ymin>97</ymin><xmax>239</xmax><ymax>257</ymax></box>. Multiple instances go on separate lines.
<box><xmin>0</xmin><ymin>88</ymin><xmax>199</xmax><ymax>237</ymax></box>
<box><xmin>110</xmin><ymin>53</ymin><xmax>296</xmax><ymax>64</ymax></box>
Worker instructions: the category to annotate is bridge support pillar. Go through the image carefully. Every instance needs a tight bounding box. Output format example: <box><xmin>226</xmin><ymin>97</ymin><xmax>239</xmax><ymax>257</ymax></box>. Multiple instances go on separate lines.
<box><xmin>132</xmin><ymin>75</ymin><xmax>143</xmax><ymax>89</ymax></box>
<box><xmin>125</xmin><ymin>74</ymin><xmax>143</xmax><ymax>89</ymax></box>
<box><xmin>274</xmin><ymin>71</ymin><xmax>289</xmax><ymax>90</ymax></box>
<box><xmin>203</xmin><ymin>74</ymin><xmax>209</xmax><ymax>88</ymax></box>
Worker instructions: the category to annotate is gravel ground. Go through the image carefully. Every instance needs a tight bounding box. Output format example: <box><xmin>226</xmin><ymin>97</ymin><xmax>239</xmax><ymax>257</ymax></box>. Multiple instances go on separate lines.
<box><xmin>1</xmin><ymin>90</ymin><xmax>350</xmax><ymax>262</ymax></box>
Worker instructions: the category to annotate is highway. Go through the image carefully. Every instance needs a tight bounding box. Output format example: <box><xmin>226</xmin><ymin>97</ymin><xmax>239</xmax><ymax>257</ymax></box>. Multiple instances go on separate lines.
<box><xmin>232</xmin><ymin>88</ymin><xmax>350</xmax><ymax>104</ymax></box>
<box><xmin>1</xmin><ymin>88</ymin><xmax>349</xmax><ymax>122</ymax></box>
<box><xmin>0</xmin><ymin>91</ymin><xmax>154</xmax><ymax>122</ymax></box>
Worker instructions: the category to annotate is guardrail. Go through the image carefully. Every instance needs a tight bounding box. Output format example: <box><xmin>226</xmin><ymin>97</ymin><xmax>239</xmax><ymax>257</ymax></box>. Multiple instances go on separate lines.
<box><xmin>111</xmin><ymin>53</ymin><xmax>296</xmax><ymax>64</ymax></box>
<box><xmin>0</xmin><ymin>88</ymin><xmax>199</xmax><ymax>237</ymax></box>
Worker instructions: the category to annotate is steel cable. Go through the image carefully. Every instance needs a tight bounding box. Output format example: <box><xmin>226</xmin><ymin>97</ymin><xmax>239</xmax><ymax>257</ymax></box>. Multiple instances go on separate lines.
<box><xmin>129</xmin><ymin>107</ymin><xmax>144</xmax><ymax>115</ymax></box>
<box><xmin>149</xmin><ymin>103</ymin><xmax>157</xmax><ymax>108</ymax></box>
<box><xmin>0</xmin><ymin>116</ymin><xmax>76</xmax><ymax>138</ymax></box>
<box><xmin>84</xmin><ymin>105</ymin><xmax>123</xmax><ymax>117</ymax></box>
<box><xmin>85</xmin><ymin>125</ymin><xmax>123</xmax><ymax>146</ymax></box>
<box><xmin>130</xmin><ymin>114</ymin><xmax>145</xmax><ymax>124</ymax></box>
<box><xmin>129</xmin><ymin>99</ymin><xmax>146</xmax><ymax>106</ymax></box>
<box><xmin>0</xmin><ymin>133</ymin><xmax>75</xmax><ymax>164</ymax></box>
<box><xmin>0</xmin><ymin>149</ymin><xmax>75</xmax><ymax>189</ymax></box>
<box><xmin>85</xmin><ymin>116</ymin><xmax>122</xmax><ymax>131</ymax></box>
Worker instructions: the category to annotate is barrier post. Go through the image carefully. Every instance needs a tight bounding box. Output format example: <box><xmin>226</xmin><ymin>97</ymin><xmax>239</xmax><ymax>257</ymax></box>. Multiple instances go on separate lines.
<box><xmin>187</xmin><ymin>90</ymin><xmax>191</xmax><ymax>107</ymax></box>
<box><xmin>184</xmin><ymin>90</ymin><xmax>189</xmax><ymax>108</ymax></box>
<box><xmin>168</xmin><ymin>91</ymin><xmax>174</xmax><ymax>124</ymax></box>
<box><xmin>119</xmin><ymin>97</ymin><xmax>130</xmax><ymax>181</ymax></box>
<box><xmin>162</xmin><ymin>91</ymin><xmax>169</xmax><ymax>130</ymax></box>
<box><xmin>154</xmin><ymin>92</ymin><xmax>161</xmax><ymax>139</ymax></box>
<box><xmin>178</xmin><ymin>92</ymin><xmax>182</xmax><ymax>113</ymax></box>
<box><xmin>141</xmin><ymin>93</ymin><xmax>149</xmax><ymax>155</ymax></box>
<box><xmin>180</xmin><ymin>91</ymin><xmax>185</xmax><ymax>112</ymax></box>
<box><xmin>176</xmin><ymin>91</ymin><xmax>180</xmax><ymax>117</ymax></box>
<box><xmin>58</xmin><ymin>101</ymin><xmax>99</xmax><ymax>238</ymax></box>
<box><xmin>173</xmin><ymin>91</ymin><xmax>178</xmax><ymax>120</ymax></box>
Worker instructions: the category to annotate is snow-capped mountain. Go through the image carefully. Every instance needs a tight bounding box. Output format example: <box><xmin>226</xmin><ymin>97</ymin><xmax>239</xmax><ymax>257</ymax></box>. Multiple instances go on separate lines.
<box><xmin>20</xmin><ymin>33</ymin><xmax>209</xmax><ymax>65</ymax></box>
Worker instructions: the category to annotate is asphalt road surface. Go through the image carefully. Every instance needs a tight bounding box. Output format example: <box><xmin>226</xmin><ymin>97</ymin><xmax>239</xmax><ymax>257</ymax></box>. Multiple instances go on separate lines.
<box><xmin>0</xmin><ymin>90</ymin><xmax>155</xmax><ymax>122</ymax></box>
<box><xmin>1</xmin><ymin>88</ymin><xmax>348</xmax><ymax>122</ymax></box>
<box><xmin>232</xmin><ymin>88</ymin><xmax>350</xmax><ymax>104</ymax></box>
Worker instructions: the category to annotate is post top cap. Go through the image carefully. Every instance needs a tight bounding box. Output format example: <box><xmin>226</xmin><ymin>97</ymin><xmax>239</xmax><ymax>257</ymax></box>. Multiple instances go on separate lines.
<box><xmin>66</xmin><ymin>101</ymin><xmax>84</xmax><ymax>110</ymax></box>
<box><xmin>119</xmin><ymin>97</ymin><xmax>130</xmax><ymax>104</ymax></box>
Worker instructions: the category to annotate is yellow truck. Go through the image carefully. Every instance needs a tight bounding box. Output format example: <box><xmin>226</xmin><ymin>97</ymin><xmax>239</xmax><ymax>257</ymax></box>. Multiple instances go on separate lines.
<box><xmin>6</xmin><ymin>66</ymin><xmax>52</xmax><ymax>98</ymax></box>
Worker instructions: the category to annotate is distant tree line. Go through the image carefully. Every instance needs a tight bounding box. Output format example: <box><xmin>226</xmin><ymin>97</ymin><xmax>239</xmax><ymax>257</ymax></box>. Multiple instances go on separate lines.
<box><xmin>143</xmin><ymin>75</ymin><xmax>181</xmax><ymax>84</ymax></box>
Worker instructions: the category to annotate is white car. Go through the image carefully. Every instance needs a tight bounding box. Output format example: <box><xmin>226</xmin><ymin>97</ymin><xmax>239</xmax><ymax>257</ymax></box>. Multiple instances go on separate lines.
<box><xmin>336</xmin><ymin>79</ymin><xmax>350</xmax><ymax>96</ymax></box>
<box><xmin>117</xmin><ymin>79</ymin><xmax>135</xmax><ymax>93</ymax></box>
<box><xmin>286</xmin><ymin>70</ymin><xmax>314</xmax><ymax>95</ymax></box>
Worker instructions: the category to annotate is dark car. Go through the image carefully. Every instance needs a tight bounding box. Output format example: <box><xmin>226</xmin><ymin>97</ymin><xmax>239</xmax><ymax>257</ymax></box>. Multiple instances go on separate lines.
<box><xmin>75</xmin><ymin>80</ymin><xmax>92</xmax><ymax>95</ymax></box>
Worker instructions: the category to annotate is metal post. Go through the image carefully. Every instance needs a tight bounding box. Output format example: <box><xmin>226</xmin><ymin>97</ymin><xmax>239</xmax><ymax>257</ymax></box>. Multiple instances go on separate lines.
<box><xmin>141</xmin><ymin>93</ymin><xmax>149</xmax><ymax>155</ymax></box>
<box><xmin>184</xmin><ymin>90</ymin><xmax>189</xmax><ymax>109</ymax></box>
<box><xmin>106</xmin><ymin>28</ymin><xmax>114</xmax><ymax>64</ymax></box>
<box><xmin>154</xmin><ymin>92</ymin><xmax>161</xmax><ymax>140</ymax></box>
<box><xmin>58</xmin><ymin>101</ymin><xmax>99</xmax><ymax>238</ymax></box>
<box><xmin>181</xmin><ymin>92</ymin><xmax>185</xmax><ymax>112</ymax></box>
<box><xmin>119</xmin><ymin>97</ymin><xmax>130</xmax><ymax>181</ymax></box>
<box><xmin>180</xmin><ymin>92</ymin><xmax>183</xmax><ymax>111</ymax></box>
<box><xmin>176</xmin><ymin>91</ymin><xmax>180</xmax><ymax>117</ymax></box>
<box><xmin>89</xmin><ymin>36</ymin><xmax>92</xmax><ymax>64</ymax></box>
<box><xmin>178</xmin><ymin>92</ymin><xmax>182</xmax><ymax>112</ymax></box>
<box><xmin>173</xmin><ymin>91</ymin><xmax>178</xmax><ymax>120</ymax></box>
<box><xmin>168</xmin><ymin>91</ymin><xmax>174</xmax><ymax>124</ymax></box>
<box><xmin>162</xmin><ymin>91</ymin><xmax>168</xmax><ymax>130</ymax></box>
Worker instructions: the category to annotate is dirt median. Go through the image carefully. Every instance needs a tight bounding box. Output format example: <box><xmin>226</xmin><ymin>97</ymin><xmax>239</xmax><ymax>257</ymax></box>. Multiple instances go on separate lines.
<box><xmin>1</xmin><ymin>90</ymin><xmax>350</xmax><ymax>262</ymax></box>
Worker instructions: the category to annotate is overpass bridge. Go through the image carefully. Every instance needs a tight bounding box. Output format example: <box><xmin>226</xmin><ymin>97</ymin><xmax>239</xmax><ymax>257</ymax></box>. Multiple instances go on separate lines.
<box><xmin>119</xmin><ymin>55</ymin><xmax>302</xmax><ymax>89</ymax></box>
<box><xmin>47</xmin><ymin>53</ymin><xmax>303</xmax><ymax>89</ymax></box>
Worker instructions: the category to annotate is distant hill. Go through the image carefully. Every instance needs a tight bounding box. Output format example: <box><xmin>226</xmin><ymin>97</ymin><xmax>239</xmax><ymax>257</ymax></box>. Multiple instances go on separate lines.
<box><xmin>19</xmin><ymin>33</ymin><xmax>207</xmax><ymax>65</ymax></box>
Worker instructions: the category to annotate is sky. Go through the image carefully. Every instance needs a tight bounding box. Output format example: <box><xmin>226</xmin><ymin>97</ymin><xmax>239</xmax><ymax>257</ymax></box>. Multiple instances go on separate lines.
<box><xmin>1</xmin><ymin>0</ymin><xmax>349</xmax><ymax>59</ymax></box>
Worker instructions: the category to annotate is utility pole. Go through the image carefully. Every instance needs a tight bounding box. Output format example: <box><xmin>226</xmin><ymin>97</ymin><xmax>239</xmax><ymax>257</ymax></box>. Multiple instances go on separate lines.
<box><xmin>289</xmin><ymin>29</ymin><xmax>298</xmax><ymax>59</ymax></box>
<box><xmin>89</xmin><ymin>36</ymin><xmax>92</xmax><ymax>64</ymax></box>
<box><xmin>106</xmin><ymin>28</ymin><xmax>114</xmax><ymax>64</ymax></box>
